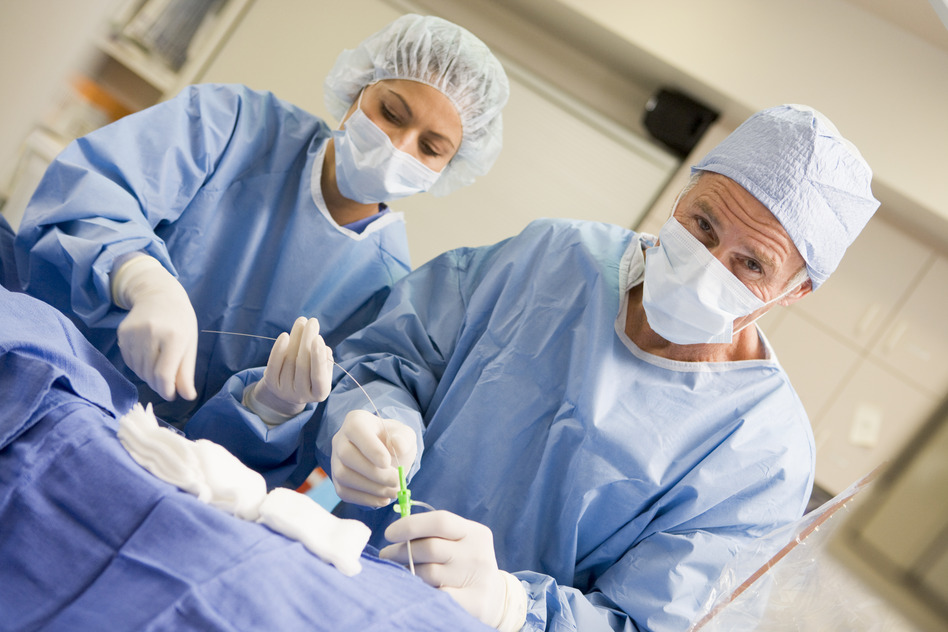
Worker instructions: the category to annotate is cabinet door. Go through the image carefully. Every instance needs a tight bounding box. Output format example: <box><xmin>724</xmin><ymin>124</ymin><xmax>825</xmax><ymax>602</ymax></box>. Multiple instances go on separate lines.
<box><xmin>871</xmin><ymin>254</ymin><xmax>948</xmax><ymax>397</ymax></box>
<box><xmin>814</xmin><ymin>359</ymin><xmax>938</xmax><ymax>495</ymax></box>
<box><xmin>763</xmin><ymin>309</ymin><xmax>861</xmax><ymax>432</ymax></box>
<box><xmin>793</xmin><ymin>216</ymin><xmax>933</xmax><ymax>350</ymax></box>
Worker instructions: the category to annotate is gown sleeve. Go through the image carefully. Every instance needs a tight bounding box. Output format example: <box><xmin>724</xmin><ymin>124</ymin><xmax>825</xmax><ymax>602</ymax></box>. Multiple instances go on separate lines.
<box><xmin>184</xmin><ymin>367</ymin><xmax>318</xmax><ymax>488</ymax></box>
<box><xmin>315</xmin><ymin>243</ymin><xmax>493</xmax><ymax>480</ymax></box>
<box><xmin>14</xmin><ymin>83</ymin><xmax>254</xmax><ymax>328</ymax></box>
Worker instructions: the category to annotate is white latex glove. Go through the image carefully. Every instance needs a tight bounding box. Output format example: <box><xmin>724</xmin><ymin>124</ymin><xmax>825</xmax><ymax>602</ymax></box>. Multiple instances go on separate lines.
<box><xmin>330</xmin><ymin>409</ymin><xmax>417</xmax><ymax>508</ymax></box>
<box><xmin>244</xmin><ymin>317</ymin><xmax>334</xmax><ymax>425</ymax></box>
<box><xmin>380</xmin><ymin>511</ymin><xmax>528</xmax><ymax>631</ymax></box>
<box><xmin>112</xmin><ymin>255</ymin><xmax>197</xmax><ymax>401</ymax></box>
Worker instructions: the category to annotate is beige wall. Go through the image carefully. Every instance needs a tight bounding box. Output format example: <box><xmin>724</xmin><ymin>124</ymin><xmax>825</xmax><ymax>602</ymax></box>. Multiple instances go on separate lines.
<box><xmin>199</xmin><ymin>0</ymin><xmax>679</xmax><ymax>265</ymax></box>
<box><xmin>0</xmin><ymin>0</ymin><xmax>118</xmax><ymax>184</ymax></box>
<box><xmin>508</xmin><ymin>0</ymin><xmax>948</xmax><ymax>245</ymax></box>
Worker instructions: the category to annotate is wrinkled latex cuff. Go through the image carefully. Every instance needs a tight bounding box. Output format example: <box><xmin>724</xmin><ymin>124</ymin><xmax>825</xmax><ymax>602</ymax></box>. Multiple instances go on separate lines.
<box><xmin>110</xmin><ymin>253</ymin><xmax>164</xmax><ymax>309</ymax></box>
<box><xmin>243</xmin><ymin>382</ymin><xmax>304</xmax><ymax>427</ymax></box>
<box><xmin>496</xmin><ymin>571</ymin><xmax>528</xmax><ymax>632</ymax></box>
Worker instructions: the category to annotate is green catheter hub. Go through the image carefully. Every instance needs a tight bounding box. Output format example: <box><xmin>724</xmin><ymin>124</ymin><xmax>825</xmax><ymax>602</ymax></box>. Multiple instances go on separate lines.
<box><xmin>397</xmin><ymin>465</ymin><xmax>411</xmax><ymax>518</ymax></box>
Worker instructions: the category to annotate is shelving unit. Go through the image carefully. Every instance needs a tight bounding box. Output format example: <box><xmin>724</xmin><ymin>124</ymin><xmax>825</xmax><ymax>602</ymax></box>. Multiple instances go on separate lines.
<box><xmin>93</xmin><ymin>0</ymin><xmax>256</xmax><ymax>103</ymax></box>
<box><xmin>0</xmin><ymin>0</ymin><xmax>256</xmax><ymax>228</ymax></box>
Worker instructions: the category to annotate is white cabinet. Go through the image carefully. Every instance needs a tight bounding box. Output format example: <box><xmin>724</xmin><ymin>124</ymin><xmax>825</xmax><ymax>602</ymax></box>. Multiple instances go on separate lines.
<box><xmin>870</xmin><ymin>254</ymin><xmax>948</xmax><ymax>396</ymax></box>
<box><xmin>814</xmin><ymin>359</ymin><xmax>938</xmax><ymax>495</ymax></box>
<box><xmin>764</xmin><ymin>214</ymin><xmax>947</xmax><ymax>495</ymax></box>
<box><xmin>764</xmin><ymin>309</ymin><xmax>861</xmax><ymax>430</ymax></box>
<box><xmin>792</xmin><ymin>215</ymin><xmax>933</xmax><ymax>349</ymax></box>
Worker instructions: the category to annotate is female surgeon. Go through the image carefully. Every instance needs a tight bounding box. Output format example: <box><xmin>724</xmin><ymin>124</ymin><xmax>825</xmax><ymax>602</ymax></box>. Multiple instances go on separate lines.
<box><xmin>14</xmin><ymin>13</ymin><xmax>509</xmax><ymax>426</ymax></box>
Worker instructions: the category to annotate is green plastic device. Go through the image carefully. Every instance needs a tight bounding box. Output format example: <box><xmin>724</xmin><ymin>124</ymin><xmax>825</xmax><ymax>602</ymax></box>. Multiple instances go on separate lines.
<box><xmin>396</xmin><ymin>465</ymin><xmax>411</xmax><ymax>518</ymax></box>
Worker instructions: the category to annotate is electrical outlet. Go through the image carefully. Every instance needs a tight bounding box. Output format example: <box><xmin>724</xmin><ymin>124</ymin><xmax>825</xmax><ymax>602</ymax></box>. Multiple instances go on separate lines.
<box><xmin>849</xmin><ymin>403</ymin><xmax>883</xmax><ymax>448</ymax></box>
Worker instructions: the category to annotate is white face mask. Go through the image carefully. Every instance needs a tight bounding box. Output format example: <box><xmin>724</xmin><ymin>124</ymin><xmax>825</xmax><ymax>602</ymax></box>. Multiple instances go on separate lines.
<box><xmin>642</xmin><ymin>216</ymin><xmax>797</xmax><ymax>345</ymax></box>
<box><xmin>332</xmin><ymin>90</ymin><xmax>442</xmax><ymax>204</ymax></box>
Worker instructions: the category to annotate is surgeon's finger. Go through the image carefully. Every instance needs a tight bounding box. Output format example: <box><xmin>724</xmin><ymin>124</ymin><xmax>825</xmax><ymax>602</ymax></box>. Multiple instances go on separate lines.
<box><xmin>331</xmin><ymin>461</ymin><xmax>397</xmax><ymax>506</ymax></box>
<box><xmin>334</xmin><ymin>483</ymin><xmax>395</xmax><ymax>508</ymax></box>
<box><xmin>379</xmin><ymin>534</ymin><xmax>458</xmax><ymax>588</ymax></box>
<box><xmin>303</xmin><ymin>316</ymin><xmax>320</xmax><ymax>338</ymax></box>
<box><xmin>265</xmin><ymin>332</ymin><xmax>290</xmax><ymax>384</ymax></box>
<box><xmin>414</xmin><ymin>560</ymin><xmax>458</xmax><ymax>590</ymax></box>
<box><xmin>379</xmin><ymin>540</ymin><xmax>412</xmax><ymax>564</ymax></box>
<box><xmin>283</xmin><ymin>318</ymin><xmax>306</xmax><ymax>386</ymax></box>
<box><xmin>340</xmin><ymin>411</ymin><xmax>396</xmax><ymax>469</ymax></box>
<box><xmin>311</xmin><ymin>340</ymin><xmax>333</xmax><ymax>401</ymax></box>
<box><xmin>117</xmin><ymin>319</ymin><xmax>152</xmax><ymax>391</ymax></box>
<box><xmin>386</xmin><ymin>422</ymin><xmax>417</xmax><ymax>468</ymax></box>
<box><xmin>384</xmin><ymin>510</ymin><xmax>465</xmax><ymax>545</ymax></box>
<box><xmin>379</xmin><ymin>531</ymin><xmax>456</xmax><ymax>564</ymax></box>
<box><xmin>331</xmin><ymin>441</ymin><xmax>400</xmax><ymax>492</ymax></box>
<box><xmin>152</xmin><ymin>337</ymin><xmax>185</xmax><ymax>401</ymax></box>
<box><xmin>175</xmin><ymin>335</ymin><xmax>198</xmax><ymax>400</ymax></box>
<box><xmin>117</xmin><ymin>329</ymin><xmax>149</xmax><ymax>387</ymax></box>
<box><xmin>296</xmin><ymin>318</ymin><xmax>320</xmax><ymax>395</ymax></box>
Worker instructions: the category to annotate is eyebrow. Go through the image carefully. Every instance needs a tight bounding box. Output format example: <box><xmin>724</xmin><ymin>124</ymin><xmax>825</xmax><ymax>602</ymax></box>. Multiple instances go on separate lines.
<box><xmin>383</xmin><ymin>87</ymin><xmax>458</xmax><ymax>151</ymax></box>
<box><xmin>694</xmin><ymin>199</ymin><xmax>777</xmax><ymax>272</ymax></box>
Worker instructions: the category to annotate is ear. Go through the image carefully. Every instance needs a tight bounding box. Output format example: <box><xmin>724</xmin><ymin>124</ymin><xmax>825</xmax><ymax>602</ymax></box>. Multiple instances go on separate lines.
<box><xmin>779</xmin><ymin>278</ymin><xmax>813</xmax><ymax>307</ymax></box>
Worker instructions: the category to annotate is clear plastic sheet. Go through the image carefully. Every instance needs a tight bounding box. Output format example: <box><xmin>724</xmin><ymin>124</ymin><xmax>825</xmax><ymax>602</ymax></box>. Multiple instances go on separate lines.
<box><xmin>689</xmin><ymin>469</ymin><xmax>922</xmax><ymax>632</ymax></box>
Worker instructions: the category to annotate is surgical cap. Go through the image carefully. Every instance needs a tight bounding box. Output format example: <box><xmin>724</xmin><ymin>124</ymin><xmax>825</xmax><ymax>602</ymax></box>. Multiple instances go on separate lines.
<box><xmin>693</xmin><ymin>104</ymin><xmax>879</xmax><ymax>290</ymax></box>
<box><xmin>324</xmin><ymin>14</ymin><xmax>509</xmax><ymax>197</ymax></box>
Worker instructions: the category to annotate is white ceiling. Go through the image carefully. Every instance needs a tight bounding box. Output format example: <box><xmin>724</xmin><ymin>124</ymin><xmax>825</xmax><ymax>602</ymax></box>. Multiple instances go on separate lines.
<box><xmin>843</xmin><ymin>0</ymin><xmax>948</xmax><ymax>52</ymax></box>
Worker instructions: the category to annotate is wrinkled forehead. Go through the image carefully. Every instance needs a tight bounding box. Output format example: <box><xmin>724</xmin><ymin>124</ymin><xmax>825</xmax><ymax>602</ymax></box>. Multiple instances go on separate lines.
<box><xmin>692</xmin><ymin>105</ymin><xmax>879</xmax><ymax>289</ymax></box>
<box><xmin>686</xmin><ymin>172</ymin><xmax>807</xmax><ymax>273</ymax></box>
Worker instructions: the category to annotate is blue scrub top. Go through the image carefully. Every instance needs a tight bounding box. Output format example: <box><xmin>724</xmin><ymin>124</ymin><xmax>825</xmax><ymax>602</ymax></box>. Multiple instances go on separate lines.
<box><xmin>312</xmin><ymin>219</ymin><xmax>816</xmax><ymax>631</ymax></box>
<box><xmin>14</xmin><ymin>83</ymin><xmax>411</xmax><ymax>426</ymax></box>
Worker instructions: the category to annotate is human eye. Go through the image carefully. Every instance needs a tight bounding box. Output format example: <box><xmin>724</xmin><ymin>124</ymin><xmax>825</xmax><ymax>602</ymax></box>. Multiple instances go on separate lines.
<box><xmin>420</xmin><ymin>140</ymin><xmax>442</xmax><ymax>158</ymax></box>
<box><xmin>380</xmin><ymin>101</ymin><xmax>401</xmax><ymax>124</ymax></box>
<box><xmin>688</xmin><ymin>215</ymin><xmax>715</xmax><ymax>246</ymax></box>
<box><xmin>738</xmin><ymin>257</ymin><xmax>764</xmax><ymax>278</ymax></box>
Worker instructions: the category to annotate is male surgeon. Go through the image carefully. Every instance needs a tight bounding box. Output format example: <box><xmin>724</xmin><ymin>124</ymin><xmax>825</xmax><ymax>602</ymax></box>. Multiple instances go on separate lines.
<box><xmin>189</xmin><ymin>104</ymin><xmax>879</xmax><ymax>631</ymax></box>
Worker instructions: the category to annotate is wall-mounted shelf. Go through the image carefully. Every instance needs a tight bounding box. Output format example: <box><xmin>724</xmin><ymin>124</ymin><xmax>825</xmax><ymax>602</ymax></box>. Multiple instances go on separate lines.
<box><xmin>1</xmin><ymin>0</ymin><xmax>255</xmax><ymax>225</ymax></box>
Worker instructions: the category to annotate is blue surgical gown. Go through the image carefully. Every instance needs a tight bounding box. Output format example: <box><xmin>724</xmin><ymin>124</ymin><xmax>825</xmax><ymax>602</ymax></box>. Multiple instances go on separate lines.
<box><xmin>188</xmin><ymin>218</ymin><xmax>815</xmax><ymax>630</ymax></box>
<box><xmin>316</xmin><ymin>219</ymin><xmax>815</xmax><ymax>631</ymax></box>
<box><xmin>0</xmin><ymin>214</ymin><xmax>18</xmax><ymax>291</ymax></box>
<box><xmin>14</xmin><ymin>83</ymin><xmax>411</xmax><ymax>426</ymax></box>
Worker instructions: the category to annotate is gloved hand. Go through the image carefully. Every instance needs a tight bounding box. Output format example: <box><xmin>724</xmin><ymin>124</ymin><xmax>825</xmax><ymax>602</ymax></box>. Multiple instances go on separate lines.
<box><xmin>330</xmin><ymin>409</ymin><xmax>417</xmax><ymax>507</ymax></box>
<box><xmin>244</xmin><ymin>317</ymin><xmax>334</xmax><ymax>425</ymax></box>
<box><xmin>380</xmin><ymin>511</ymin><xmax>528</xmax><ymax>631</ymax></box>
<box><xmin>112</xmin><ymin>255</ymin><xmax>198</xmax><ymax>401</ymax></box>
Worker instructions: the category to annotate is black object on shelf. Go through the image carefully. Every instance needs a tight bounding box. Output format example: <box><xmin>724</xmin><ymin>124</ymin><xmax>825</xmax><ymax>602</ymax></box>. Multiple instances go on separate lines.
<box><xmin>643</xmin><ymin>89</ymin><xmax>719</xmax><ymax>158</ymax></box>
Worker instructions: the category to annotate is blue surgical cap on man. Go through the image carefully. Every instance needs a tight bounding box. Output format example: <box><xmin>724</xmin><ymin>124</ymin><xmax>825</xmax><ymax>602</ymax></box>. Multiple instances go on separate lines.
<box><xmin>693</xmin><ymin>104</ymin><xmax>879</xmax><ymax>290</ymax></box>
